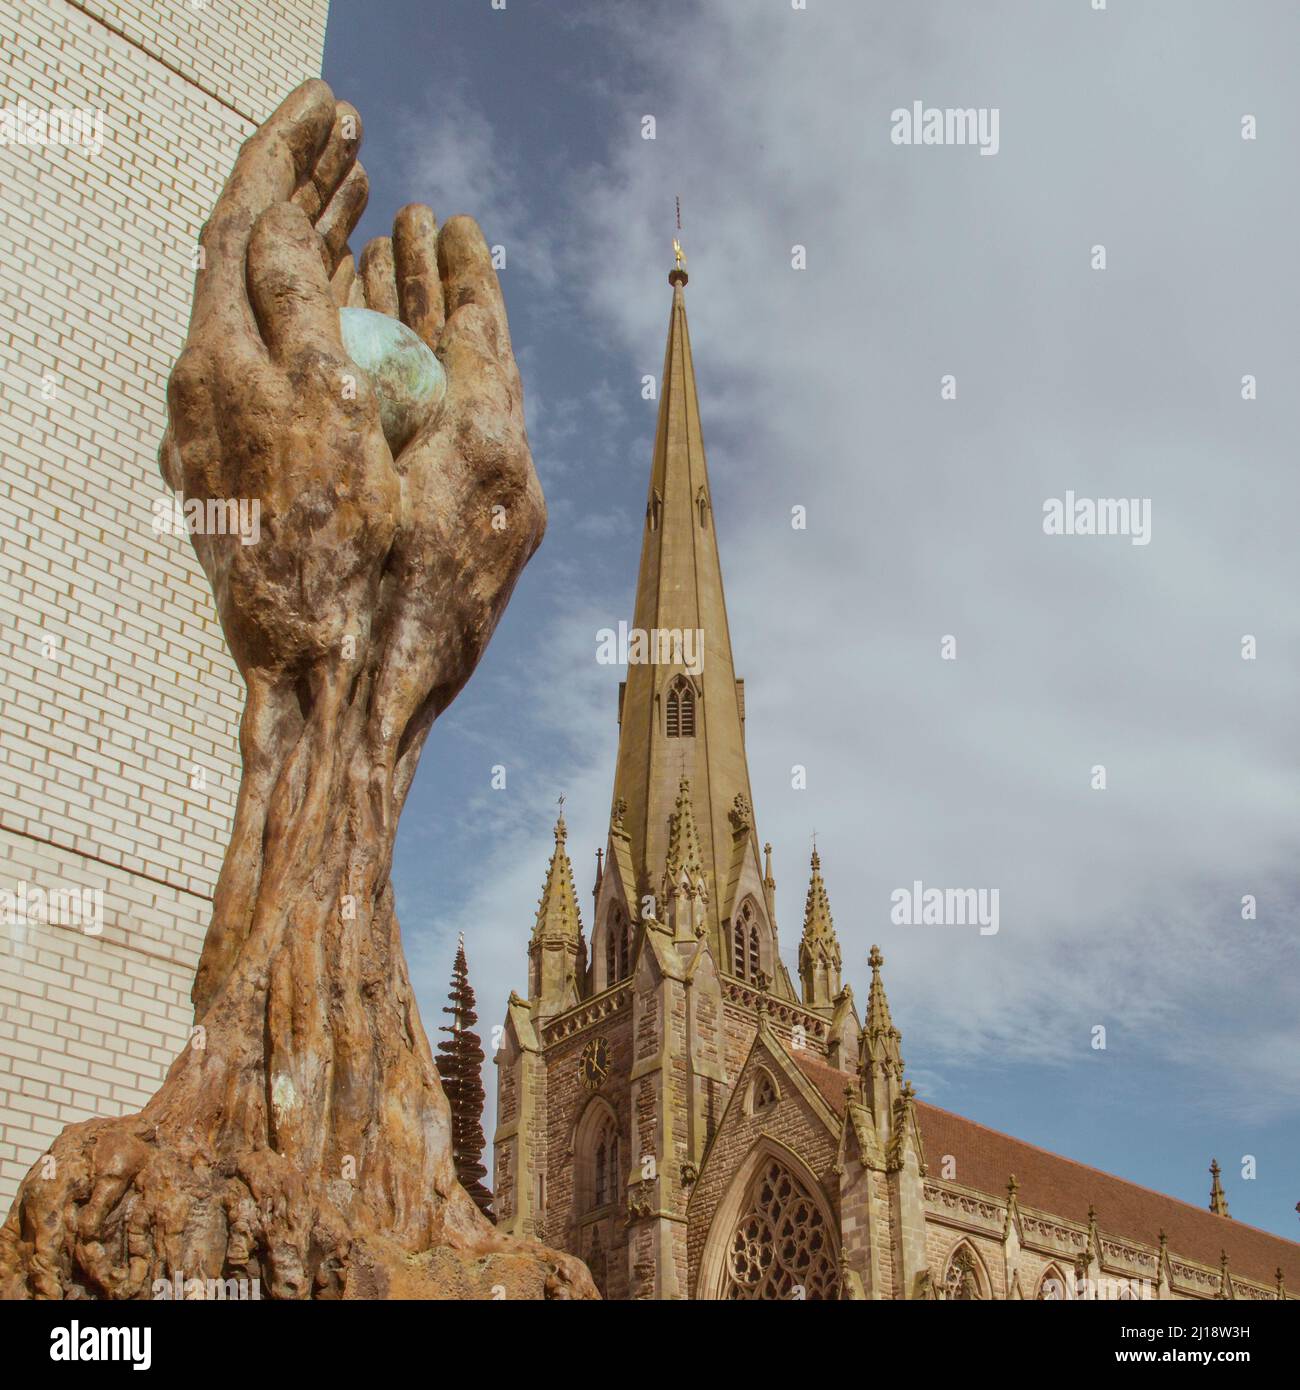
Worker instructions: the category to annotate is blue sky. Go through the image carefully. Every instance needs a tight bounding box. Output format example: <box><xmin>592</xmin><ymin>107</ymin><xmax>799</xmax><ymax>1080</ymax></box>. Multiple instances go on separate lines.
<box><xmin>323</xmin><ymin>0</ymin><xmax>1299</xmax><ymax>1239</ymax></box>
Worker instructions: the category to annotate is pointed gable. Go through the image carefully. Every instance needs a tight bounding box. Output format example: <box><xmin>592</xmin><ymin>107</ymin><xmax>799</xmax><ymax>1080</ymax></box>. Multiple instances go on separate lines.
<box><xmin>697</xmin><ymin>1022</ymin><xmax>844</xmax><ymax>1175</ymax></box>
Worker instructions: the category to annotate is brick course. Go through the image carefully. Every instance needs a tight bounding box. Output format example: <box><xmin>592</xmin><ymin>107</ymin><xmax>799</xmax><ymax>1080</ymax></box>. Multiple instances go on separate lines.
<box><xmin>0</xmin><ymin>0</ymin><xmax>328</xmax><ymax>1211</ymax></box>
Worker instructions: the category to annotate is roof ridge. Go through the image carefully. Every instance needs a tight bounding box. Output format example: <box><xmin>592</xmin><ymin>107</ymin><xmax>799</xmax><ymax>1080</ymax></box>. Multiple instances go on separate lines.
<box><xmin>916</xmin><ymin>1099</ymin><xmax>1300</xmax><ymax>1251</ymax></box>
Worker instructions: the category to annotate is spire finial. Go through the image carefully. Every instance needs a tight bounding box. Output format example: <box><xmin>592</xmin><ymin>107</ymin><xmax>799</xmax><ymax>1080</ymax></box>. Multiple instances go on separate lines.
<box><xmin>869</xmin><ymin>944</ymin><xmax>884</xmax><ymax>973</ymax></box>
<box><xmin>670</xmin><ymin>198</ymin><xmax>689</xmax><ymax>287</ymax></box>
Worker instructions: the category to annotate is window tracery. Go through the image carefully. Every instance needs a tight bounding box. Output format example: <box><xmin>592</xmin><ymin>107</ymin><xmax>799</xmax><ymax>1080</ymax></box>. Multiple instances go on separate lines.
<box><xmin>604</xmin><ymin>906</ymin><xmax>630</xmax><ymax>984</ymax></box>
<box><xmin>732</xmin><ymin>899</ymin><xmax>763</xmax><ymax>981</ymax></box>
<box><xmin>751</xmin><ymin>1068</ymin><xmax>779</xmax><ymax>1114</ymax></box>
<box><xmin>943</xmin><ymin>1244</ymin><xmax>984</xmax><ymax>1300</ymax></box>
<box><xmin>723</xmin><ymin>1157</ymin><xmax>838</xmax><ymax>1300</ymax></box>
<box><xmin>1036</xmin><ymin>1264</ymin><xmax>1067</xmax><ymax>1300</ymax></box>
<box><xmin>587</xmin><ymin>1111</ymin><xmax>620</xmax><ymax>1212</ymax></box>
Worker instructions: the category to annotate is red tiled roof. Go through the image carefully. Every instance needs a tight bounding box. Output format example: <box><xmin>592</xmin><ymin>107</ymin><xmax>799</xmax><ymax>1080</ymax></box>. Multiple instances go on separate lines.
<box><xmin>915</xmin><ymin>1102</ymin><xmax>1300</xmax><ymax>1292</ymax></box>
<box><xmin>782</xmin><ymin>1048</ymin><xmax>1300</xmax><ymax>1291</ymax></box>
<box><xmin>788</xmin><ymin>1049</ymin><xmax>856</xmax><ymax>1115</ymax></box>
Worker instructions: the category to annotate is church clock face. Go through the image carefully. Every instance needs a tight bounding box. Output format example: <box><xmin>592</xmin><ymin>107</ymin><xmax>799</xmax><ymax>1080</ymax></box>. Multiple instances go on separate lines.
<box><xmin>580</xmin><ymin>1037</ymin><xmax>610</xmax><ymax>1090</ymax></box>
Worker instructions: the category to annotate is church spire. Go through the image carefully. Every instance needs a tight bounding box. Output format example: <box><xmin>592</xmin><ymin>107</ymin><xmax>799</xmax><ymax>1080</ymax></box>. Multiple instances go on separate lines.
<box><xmin>798</xmin><ymin>848</ymin><xmax>842</xmax><ymax>1011</ymax></box>
<box><xmin>609</xmin><ymin>259</ymin><xmax>779</xmax><ymax>986</ymax></box>
<box><xmin>528</xmin><ymin>810</ymin><xmax>584</xmax><ymax>1016</ymax></box>
<box><xmin>1209</xmin><ymin>1159</ymin><xmax>1231</xmax><ymax>1218</ymax></box>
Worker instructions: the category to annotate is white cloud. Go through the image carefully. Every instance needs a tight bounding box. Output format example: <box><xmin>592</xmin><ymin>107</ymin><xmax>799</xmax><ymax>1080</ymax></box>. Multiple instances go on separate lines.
<box><xmin>397</xmin><ymin>0</ymin><xmax>1300</xmax><ymax>1139</ymax></box>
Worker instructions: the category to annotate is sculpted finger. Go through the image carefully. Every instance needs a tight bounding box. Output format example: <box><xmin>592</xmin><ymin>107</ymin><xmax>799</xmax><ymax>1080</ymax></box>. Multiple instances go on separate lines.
<box><xmin>315</xmin><ymin>162</ymin><xmax>369</xmax><ymax>275</ymax></box>
<box><xmin>191</xmin><ymin>79</ymin><xmax>336</xmax><ymax>343</ymax></box>
<box><xmin>330</xmin><ymin>250</ymin><xmax>356</xmax><ymax>308</ymax></box>
<box><xmin>292</xmin><ymin>100</ymin><xmax>362</xmax><ymax>222</ymax></box>
<box><xmin>248</xmin><ymin>202</ymin><xmax>343</xmax><ymax>359</ymax></box>
<box><xmin>437</xmin><ymin>215</ymin><xmax>510</xmax><ymax>358</ymax></box>
<box><xmin>392</xmin><ymin>203</ymin><xmax>443</xmax><ymax>349</ymax></box>
<box><xmin>359</xmin><ymin>236</ymin><xmax>399</xmax><ymax>316</ymax></box>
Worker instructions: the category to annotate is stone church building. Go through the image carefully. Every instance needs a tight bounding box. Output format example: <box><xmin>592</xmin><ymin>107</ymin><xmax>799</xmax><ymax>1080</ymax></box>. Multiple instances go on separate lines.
<box><xmin>492</xmin><ymin>262</ymin><xmax>1300</xmax><ymax>1301</ymax></box>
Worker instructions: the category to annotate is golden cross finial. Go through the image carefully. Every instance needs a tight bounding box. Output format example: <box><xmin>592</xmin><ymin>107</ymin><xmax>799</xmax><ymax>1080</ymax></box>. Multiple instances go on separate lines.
<box><xmin>673</xmin><ymin>196</ymin><xmax>685</xmax><ymax>270</ymax></box>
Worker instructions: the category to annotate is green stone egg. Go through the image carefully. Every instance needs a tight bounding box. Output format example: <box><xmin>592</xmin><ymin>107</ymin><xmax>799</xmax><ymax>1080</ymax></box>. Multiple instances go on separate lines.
<box><xmin>339</xmin><ymin>306</ymin><xmax>446</xmax><ymax>455</ymax></box>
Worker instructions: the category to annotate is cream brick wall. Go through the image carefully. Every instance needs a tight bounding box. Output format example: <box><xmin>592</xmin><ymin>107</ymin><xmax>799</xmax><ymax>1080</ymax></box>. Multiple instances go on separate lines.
<box><xmin>0</xmin><ymin>0</ymin><xmax>330</xmax><ymax>1209</ymax></box>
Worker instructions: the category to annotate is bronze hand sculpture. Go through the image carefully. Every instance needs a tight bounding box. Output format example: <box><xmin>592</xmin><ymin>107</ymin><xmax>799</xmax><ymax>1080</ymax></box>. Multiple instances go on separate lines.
<box><xmin>0</xmin><ymin>79</ymin><xmax>592</xmax><ymax>1301</ymax></box>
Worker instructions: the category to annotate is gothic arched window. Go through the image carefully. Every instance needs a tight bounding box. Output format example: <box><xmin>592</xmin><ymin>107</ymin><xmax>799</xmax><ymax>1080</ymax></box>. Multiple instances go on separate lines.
<box><xmin>732</xmin><ymin>899</ymin><xmax>763</xmax><ymax>982</ymax></box>
<box><xmin>943</xmin><ymin>1243</ymin><xmax>985</xmax><ymax>1300</ymax></box>
<box><xmin>604</xmin><ymin>906</ymin><xmax>630</xmax><ymax>986</ymax></box>
<box><xmin>1036</xmin><ymin>1265</ymin><xmax>1067</xmax><ymax>1301</ymax></box>
<box><xmin>666</xmin><ymin>677</ymin><xmax>695</xmax><ymax>738</ymax></box>
<box><xmin>750</xmin><ymin>1068</ymin><xmax>779</xmax><ymax>1115</ymax></box>
<box><xmin>589</xmin><ymin>1115</ymin><xmax>620</xmax><ymax>1212</ymax></box>
<box><xmin>724</xmin><ymin>1157</ymin><xmax>838</xmax><ymax>1300</ymax></box>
